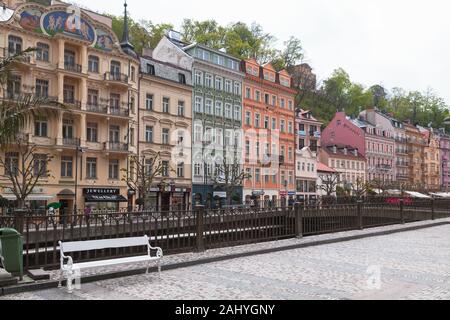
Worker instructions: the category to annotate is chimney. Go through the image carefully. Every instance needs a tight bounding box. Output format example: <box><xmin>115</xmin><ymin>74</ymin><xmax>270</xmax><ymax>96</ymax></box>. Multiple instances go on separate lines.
<box><xmin>142</xmin><ymin>47</ymin><xmax>153</xmax><ymax>58</ymax></box>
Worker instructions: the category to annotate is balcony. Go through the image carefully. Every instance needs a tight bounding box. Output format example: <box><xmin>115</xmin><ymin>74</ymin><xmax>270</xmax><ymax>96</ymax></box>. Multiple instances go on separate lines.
<box><xmin>59</xmin><ymin>138</ymin><xmax>80</xmax><ymax>148</ymax></box>
<box><xmin>376</xmin><ymin>164</ymin><xmax>392</xmax><ymax>172</ymax></box>
<box><xmin>309</xmin><ymin>131</ymin><xmax>321</xmax><ymax>139</ymax></box>
<box><xmin>86</xmin><ymin>103</ymin><xmax>108</xmax><ymax>114</ymax></box>
<box><xmin>63</xmin><ymin>98</ymin><xmax>82</xmax><ymax>109</ymax></box>
<box><xmin>109</xmin><ymin>107</ymin><xmax>130</xmax><ymax>117</ymax></box>
<box><xmin>3</xmin><ymin>48</ymin><xmax>32</xmax><ymax>66</ymax></box>
<box><xmin>104</xmin><ymin>72</ymin><xmax>129</xmax><ymax>85</ymax></box>
<box><xmin>62</xmin><ymin>62</ymin><xmax>82</xmax><ymax>74</ymax></box>
<box><xmin>104</xmin><ymin>142</ymin><xmax>129</xmax><ymax>153</ymax></box>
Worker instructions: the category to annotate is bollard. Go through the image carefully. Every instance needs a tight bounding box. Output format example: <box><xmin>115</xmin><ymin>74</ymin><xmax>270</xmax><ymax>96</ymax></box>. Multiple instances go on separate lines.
<box><xmin>357</xmin><ymin>200</ymin><xmax>363</xmax><ymax>230</ymax></box>
<box><xmin>194</xmin><ymin>205</ymin><xmax>205</xmax><ymax>252</ymax></box>
<box><xmin>294</xmin><ymin>202</ymin><xmax>303</xmax><ymax>239</ymax></box>
<box><xmin>399</xmin><ymin>199</ymin><xmax>405</xmax><ymax>224</ymax></box>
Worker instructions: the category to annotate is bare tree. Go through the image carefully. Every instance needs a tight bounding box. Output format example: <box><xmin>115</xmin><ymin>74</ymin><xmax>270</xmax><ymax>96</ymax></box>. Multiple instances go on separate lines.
<box><xmin>0</xmin><ymin>135</ymin><xmax>53</xmax><ymax>210</ymax></box>
<box><xmin>319</xmin><ymin>172</ymin><xmax>340</xmax><ymax>197</ymax></box>
<box><xmin>211</xmin><ymin>152</ymin><xmax>251</xmax><ymax>206</ymax></box>
<box><xmin>351</xmin><ymin>178</ymin><xmax>370</xmax><ymax>200</ymax></box>
<box><xmin>122</xmin><ymin>152</ymin><xmax>172</xmax><ymax>209</ymax></box>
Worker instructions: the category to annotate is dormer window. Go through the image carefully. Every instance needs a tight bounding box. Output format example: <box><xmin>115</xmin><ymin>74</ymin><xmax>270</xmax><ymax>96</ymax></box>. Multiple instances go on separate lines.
<box><xmin>146</xmin><ymin>64</ymin><xmax>155</xmax><ymax>75</ymax></box>
<box><xmin>354</xmin><ymin>149</ymin><xmax>358</xmax><ymax>157</ymax></box>
<box><xmin>343</xmin><ymin>148</ymin><xmax>348</xmax><ymax>155</ymax></box>
<box><xmin>332</xmin><ymin>146</ymin><xmax>337</xmax><ymax>154</ymax></box>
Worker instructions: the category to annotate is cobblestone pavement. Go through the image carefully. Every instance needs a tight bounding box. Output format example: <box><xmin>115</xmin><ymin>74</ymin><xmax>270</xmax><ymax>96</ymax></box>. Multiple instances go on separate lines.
<box><xmin>1</xmin><ymin>220</ymin><xmax>450</xmax><ymax>300</ymax></box>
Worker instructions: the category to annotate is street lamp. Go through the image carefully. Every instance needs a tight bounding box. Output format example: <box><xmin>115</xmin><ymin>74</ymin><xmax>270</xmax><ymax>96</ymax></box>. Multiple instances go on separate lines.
<box><xmin>74</xmin><ymin>145</ymin><xmax>85</xmax><ymax>215</ymax></box>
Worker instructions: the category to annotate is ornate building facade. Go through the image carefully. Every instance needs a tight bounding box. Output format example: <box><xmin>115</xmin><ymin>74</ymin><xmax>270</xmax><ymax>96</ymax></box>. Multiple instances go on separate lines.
<box><xmin>0</xmin><ymin>1</ymin><xmax>139</xmax><ymax>213</ymax></box>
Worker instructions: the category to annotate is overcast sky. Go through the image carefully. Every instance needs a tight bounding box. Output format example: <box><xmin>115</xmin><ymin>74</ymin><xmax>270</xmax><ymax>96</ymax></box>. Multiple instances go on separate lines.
<box><xmin>73</xmin><ymin>0</ymin><xmax>450</xmax><ymax>105</ymax></box>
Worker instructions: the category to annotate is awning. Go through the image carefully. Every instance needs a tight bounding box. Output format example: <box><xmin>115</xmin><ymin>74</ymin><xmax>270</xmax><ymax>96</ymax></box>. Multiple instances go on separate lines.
<box><xmin>85</xmin><ymin>195</ymin><xmax>128</xmax><ymax>203</ymax></box>
<box><xmin>0</xmin><ymin>195</ymin><xmax>55</xmax><ymax>201</ymax></box>
<box><xmin>57</xmin><ymin>189</ymin><xmax>75</xmax><ymax>197</ymax></box>
<box><xmin>404</xmin><ymin>191</ymin><xmax>432</xmax><ymax>199</ymax></box>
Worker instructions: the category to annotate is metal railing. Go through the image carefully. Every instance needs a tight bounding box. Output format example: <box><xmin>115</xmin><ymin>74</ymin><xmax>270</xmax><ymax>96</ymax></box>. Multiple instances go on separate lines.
<box><xmin>62</xmin><ymin>62</ymin><xmax>82</xmax><ymax>73</ymax></box>
<box><xmin>1</xmin><ymin>198</ymin><xmax>449</xmax><ymax>272</ymax></box>
<box><xmin>105</xmin><ymin>142</ymin><xmax>129</xmax><ymax>152</ymax></box>
<box><xmin>104</xmin><ymin>72</ymin><xmax>129</xmax><ymax>84</ymax></box>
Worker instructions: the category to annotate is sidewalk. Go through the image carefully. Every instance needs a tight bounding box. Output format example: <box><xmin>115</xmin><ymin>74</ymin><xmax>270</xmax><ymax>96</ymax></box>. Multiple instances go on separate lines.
<box><xmin>1</xmin><ymin>218</ymin><xmax>449</xmax><ymax>297</ymax></box>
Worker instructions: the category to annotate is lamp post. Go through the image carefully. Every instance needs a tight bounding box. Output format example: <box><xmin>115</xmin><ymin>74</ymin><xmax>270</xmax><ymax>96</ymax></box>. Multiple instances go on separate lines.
<box><xmin>74</xmin><ymin>145</ymin><xmax>85</xmax><ymax>215</ymax></box>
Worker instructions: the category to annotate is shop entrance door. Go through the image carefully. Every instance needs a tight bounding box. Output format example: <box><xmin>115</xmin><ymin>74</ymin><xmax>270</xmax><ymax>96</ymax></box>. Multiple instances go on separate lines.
<box><xmin>161</xmin><ymin>193</ymin><xmax>170</xmax><ymax>211</ymax></box>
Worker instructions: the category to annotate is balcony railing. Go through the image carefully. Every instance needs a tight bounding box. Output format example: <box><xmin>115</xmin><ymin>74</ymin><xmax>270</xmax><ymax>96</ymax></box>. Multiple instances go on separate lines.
<box><xmin>62</xmin><ymin>138</ymin><xmax>80</xmax><ymax>147</ymax></box>
<box><xmin>86</xmin><ymin>103</ymin><xmax>108</xmax><ymax>114</ymax></box>
<box><xmin>105</xmin><ymin>142</ymin><xmax>129</xmax><ymax>152</ymax></box>
<box><xmin>63</xmin><ymin>98</ymin><xmax>82</xmax><ymax>109</ymax></box>
<box><xmin>63</xmin><ymin>62</ymin><xmax>82</xmax><ymax>73</ymax></box>
<box><xmin>104</xmin><ymin>72</ymin><xmax>129</xmax><ymax>84</ymax></box>
<box><xmin>109</xmin><ymin>107</ymin><xmax>130</xmax><ymax>117</ymax></box>
<box><xmin>3</xmin><ymin>48</ymin><xmax>32</xmax><ymax>63</ymax></box>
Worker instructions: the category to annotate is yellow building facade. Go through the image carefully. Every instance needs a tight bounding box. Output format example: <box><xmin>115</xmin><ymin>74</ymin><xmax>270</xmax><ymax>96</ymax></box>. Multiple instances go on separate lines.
<box><xmin>0</xmin><ymin>1</ymin><xmax>140</xmax><ymax>213</ymax></box>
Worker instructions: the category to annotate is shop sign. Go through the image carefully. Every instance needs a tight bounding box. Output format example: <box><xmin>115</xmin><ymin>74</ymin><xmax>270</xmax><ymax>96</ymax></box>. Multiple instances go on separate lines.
<box><xmin>83</xmin><ymin>188</ymin><xmax>120</xmax><ymax>195</ymax></box>
<box><xmin>213</xmin><ymin>192</ymin><xmax>227</xmax><ymax>198</ymax></box>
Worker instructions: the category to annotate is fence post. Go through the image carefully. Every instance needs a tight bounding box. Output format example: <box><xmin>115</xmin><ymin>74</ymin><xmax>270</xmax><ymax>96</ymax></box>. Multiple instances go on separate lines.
<box><xmin>194</xmin><ymin>205</ymin><xmax>205</xmax><ymax>252</ymax></box>
<box><xmin>399</xmin><ymin>199</ymin><xmax>405</xmax><ymax>224</ymax></box>
<box><xmin>357</xmin><ymin>200</ymin><xmax>363</xmax><ymax>230</ymax></box>
<box><xmin>431</xmin><ymin>199</ymin><xmax>435</xmax><ymax>221</ymax></box>
<box><xmin>294</xmin><ymin>202</ymin><xmax>303</xmax><ymax>239</ymax></box>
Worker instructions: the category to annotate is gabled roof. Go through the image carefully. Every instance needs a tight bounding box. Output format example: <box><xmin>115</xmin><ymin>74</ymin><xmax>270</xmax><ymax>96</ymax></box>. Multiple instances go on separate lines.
<box><xmin>278</xmin><ymin>69</ymin><xmax>291</xmax><ymax>77</ymax></box>
<box><xmin>245</xmin><ymin>58</ymin><xmax>259</xmax><ymax>66</ymax></box>
<box><xmin>262</xmin><ymin>63</ymin><xmax>276</xmax><ymax>72</ymax></box>
<box><xmin>317</xmin><ymin>163</ymin><xmax>337</xmax><ymax>173</ymax></box>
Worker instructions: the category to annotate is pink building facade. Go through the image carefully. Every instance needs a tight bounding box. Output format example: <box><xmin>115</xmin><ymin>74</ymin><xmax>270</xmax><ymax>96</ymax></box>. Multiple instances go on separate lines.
<box><xmin>439</xmin><ymin>132</ymin><xmax>450</xmax><ymax>189</ymax></box>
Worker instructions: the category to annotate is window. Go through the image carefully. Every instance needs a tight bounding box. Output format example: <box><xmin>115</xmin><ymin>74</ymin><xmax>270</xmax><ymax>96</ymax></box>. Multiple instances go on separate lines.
<box><xmin>225</xmin><ymin>103</ymin><xmax>232</xmax><ymax>119</ymax></box>
<box><xmin>178</xmin><ymin>73</ymin><xmax>186</xmax><ymax>84</ymax></box>
<box><xmin>215</xmin><ymin>101</ymin><xmax>223</xmax><ymax>117</ymax></box>
<box><xmin>225</xmin><ymin>80</ymin><xmax>232</xmax><ymax>93</ymax></box>
<box><xmin>177</xmin><ymin>162</ymin><xmax>184</xmax><ymax>178</ymax></box>
<box><xmin>264</xmin><ymin>93</ymin><xmax>270</xmax><ymax>104</ymax></box>
<box><xmin>7</xmin><ymin>75</ymin><xmax>21</xmax><ymax>98</ymax></box>
<box><xmin>288</xmin><ymin>147</ymin><xmax>293</xmax><ymax>161</ymax></box>
<box><xmin>109</xmin><ymin>93</ymin><xmax>120</xmax><ymax>113</ymax></box>
<box><xmin>194</xmin><ymin>125</ymin><xmax>202</xmax><ymax>142</ymax></box>
<box><xmin>110</xmin><ymin>60</ymin><xmax>121</xmax><ymax>76</ymax></box>
<box><xmin>288</xmin><ymin>100</ymin><xmax>293</xmax><ymax>110</ymax></box>
<box><xmin>264</xmin><ymin>116</ymin><xmax>269</xmax><ymax>129</ymax></box>
<box><xmin>62</xmin><ymin>119</ymin><xmax>74</xmax><ymax>139</ymax></box>
<box><xmin>255</xmin><ymin>169</ymin><xmax>261</xmax><ymax>183</ymax></box>
<box><xmin>8</xmin><ymin>35</ymin><xmax>22</xmax><ymax>55</ymax></box>
<box><xmin>178</xmin><ymin>101</ymin><xmax>185</xmax><ymax>117</ymax></box>
<box><xmin>255</xmin><ymin>114</ymin><xmax>261</xmax><ymax>128</ymax></box>
<box><xmin>280</xmin><ymin>98</ymin><xmax>285</xmax><ymax>108</ymax></box>
<box><xmin>145</xmin><ymin>159</ymin><xmax>154</xmax><ymax>176</ymax></box>
<box><xmin>146</xmin><ymin>94</ymin><xmax>153</xmax><ymax>110</ymax></box>
<box><xmin>161</xmin><ymin>161</ymin><xmax>169</xmax><ymax>177</ymax></box>
<box><xmin>205</xmin><ymin>98</ymin><xmax>213</xmax><ymax>114</ymax></box>
<box><xmin>195</xmin><ymin>71</ymin><xmax>203</xmax><ymax>85</ymax></box>
<box><xmin>163</xmin><ymin>97</ymin><xmax>170</xmax><ymax>113</ymax></box>
<box><xmin>35</xmin><ymin>79</ymin><xmax>49</xmax><ymax>98</ymax></box>
<box><xmin>245</xmin><ymin>140</ymin><xmax>250</xmax><ymax>157</ymax></box>
<box><xmin>86</xmin><ymin>158</ymin><xmax>97</xmax><ymax>179</ymax></box>
<box><xmin>234</xmin><ymin>82</ymin><xmax>241</xmax><ymax>95</ymax></box>
<box><xmin>34</xmin><ymin>117</ymin><xmax>48</xmax><ymax>137</ymax></box>
<box><xmin>63</xmin><ymin>84</ymin><xmax>75</xmax><ymax>104</ymax></box>
<box><xmin>255</xmin><ymin>91</ymin><xmax>261</xmax><ymax>102</ymax></box>
<box><xmin>195</xmin><ymin>96</ymin><xmax>203</xmax><ymax>113</ymax></box>
<box><xmin>272</xmin><ymin>118</ymin><xmax>277</xmax><ymax>130</ymax></box>
<box><xmin>61</xmin><ymin>156</ymin><xmax>73</xmax><ymax>178</ymax></box>
<box><xmin>162</xmin><ymin>128</ymin><xmax>170</xmax><ymax>145</ymax></box>
<box><xmin>144</xmin><ymin>126</ymin><xmax>153</xmax><ymax>143</ymax></box>
<box><xmin>272</xmin><ymin>95</ymin><xmax>277</xmax><ymax>106</ymax></box>
<box><xmin>245</xmin><ymin>111</ymin><xmax>251</xmax><ymax>126</ymax></box>
<box><xmin>109</xmin><ymin>125</ymin><xmax>120</xmax><ymax>143</ymax></box>
<box><xmin>36</xmin><ymin>43</ymin><xmax>49</xmax><ymax>62</ymax></box>
<box><xmin>131</xmin><ymin>66</ymin><xmax>136</xmax><ymax>82</ymax></box>
<box><xmin>87</xmin><ymin>89</ymin><xmax>98</xmax><ymax>108</ymax></box>
<box><xmin>215</xmin><ymin>77</ymin><xmax>223</xmax><ymax>91</ymax></box>
<box><xmin>234</xmin><ymin>105</ymin><xmax>241</xmax><ymax>121</ymax></box>
<box><xmin>205</xmin><ymin>74</ymin><xmax>213</xmax><ymax>87</ymax></box>
<box><xmin>194</xmin><ymin>163</ymin><xmax>202</xmax><ymax>176</ymax></box>
<box><xmin>86</xmin><ymin>122</ymin><xmax>98</xmax><ymax>142</ymax></box>
<box><xmin>288</xmin><ymin>122</ymin><xmax>293</xmax><ymax>134</ymax></box>
<box><xmin>33</xmin><ymin>154</ymin><xmax>47</xmax><ymax>176</ymax></box>
<box><xmin>146</xmin><ymin>64</ymin><xmax>155</xmax><ymax>75</ymax></box>
<box><xmin>280</xmin><ymin>119</ymin><xmax>286</xmax><ymax>133</ymax></box>
<box><xmin>245</xmin><ymin>87</ymin><xmax>251</xmax><ymax>99</ymax></box>
<box><xmin>88</xmin><ymin>55</ymin><xmax>99</xmax><ymax>73</ymax></box>
<box><xmin>4</xmin><ymin>152</ymin><xmax>18</xmax><ymax>176</ymax></box>
<box><xmin>109</xmin><ymin>159</ymin><xmax>119</xmax><ymax>180</ymax></box>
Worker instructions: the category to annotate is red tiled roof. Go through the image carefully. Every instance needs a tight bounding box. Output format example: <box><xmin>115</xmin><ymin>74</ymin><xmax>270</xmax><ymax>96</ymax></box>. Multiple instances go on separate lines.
<box><xmin>317</xmin><ymin>163</ymin><xmax>337</xmax><ymax>173</ymax></box>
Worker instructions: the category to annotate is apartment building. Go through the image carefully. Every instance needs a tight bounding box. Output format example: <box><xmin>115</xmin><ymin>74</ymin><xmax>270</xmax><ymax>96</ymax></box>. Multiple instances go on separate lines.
<box><xmin>138</xmin><ymin>37</ymin><xmax>194</xmax><ymax>209</ymax></box>
<box><xmin>319</xmin><ymin>145</ymin><xmax>366</xmax><ymax>190</ymax></box>
<box><xmin>0</xmin><ymin>1</ymin><xmax>139</xmax><ymax>212</ymax></box>
<box><xmin>419</xmin><ymin>127</ymin><xmax>441</xmax><ymax>190</ymax></box>
<box><xmin>438</xmin><ymin>130</ymin><xmax>450</xmax><ymax>189</ymax></box>
<box><xmin>404</xmin><ymin>122</ymin><xmax>426</xmax><ymax>188</ymax></box>
<box><xmin>295</xmin><ymin>109</ymin><xmax>322</xmax><ymax>202</ymax></box>
<box><xmin>242</xmin><ymin>59</ymin><xmax>297</xmax><ymax>205</ymax></box>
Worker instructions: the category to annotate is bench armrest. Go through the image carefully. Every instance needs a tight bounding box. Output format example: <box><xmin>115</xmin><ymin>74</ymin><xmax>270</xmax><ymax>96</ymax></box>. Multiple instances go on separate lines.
<box><xmin>147</xmin><ymin>244</ymin><xmax>163</xmax><ymax>259</ymax></box>
<box><xmin>59</xmin><ymin>241</ymin><xmax>74</xmax><ymax>270</ymax></box>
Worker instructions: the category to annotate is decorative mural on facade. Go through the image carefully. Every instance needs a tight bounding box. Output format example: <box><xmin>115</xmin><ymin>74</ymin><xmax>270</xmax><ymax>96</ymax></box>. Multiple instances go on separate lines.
<box><xmin>19</xmin><ymin>8</ymin><xmax>44</xmax><ymax>33</ymax></box>
<box><xmin>17</xmin><ymin>5</ymin><xmax>116</xmax><ymax>52</ymax></box>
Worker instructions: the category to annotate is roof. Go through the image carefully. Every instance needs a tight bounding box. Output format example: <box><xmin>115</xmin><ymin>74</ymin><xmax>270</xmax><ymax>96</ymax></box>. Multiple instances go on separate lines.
<box><xmin>323</xmin><ymin>145</ymin><xmax>366</xmax><ymax>160</ymax></box>
<box><xmin>317</xmin><ymin>163</ymin><xmax>337</xmax><ymax>173</ymax></box>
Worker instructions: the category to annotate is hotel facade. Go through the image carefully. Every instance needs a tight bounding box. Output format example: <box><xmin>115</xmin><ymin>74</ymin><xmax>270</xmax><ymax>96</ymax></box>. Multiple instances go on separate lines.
<box><xmin>0</xmin><ymin>1</ymin><xmax>139</xmax><ymax>212</ymax></box>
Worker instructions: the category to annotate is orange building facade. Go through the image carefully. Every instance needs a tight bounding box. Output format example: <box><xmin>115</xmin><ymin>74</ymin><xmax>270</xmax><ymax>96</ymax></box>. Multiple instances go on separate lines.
<box><xmin>242</xmin><ymin>59</ymin><xmax>297</xmax><ymax>206</ymax></box>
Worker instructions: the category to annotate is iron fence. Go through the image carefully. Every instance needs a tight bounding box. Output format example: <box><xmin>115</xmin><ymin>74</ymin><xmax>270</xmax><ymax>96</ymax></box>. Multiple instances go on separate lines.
<box><xmin>0</xmin><ymin>198</ymin><xmax>449</xmax><ymax>272</ymax></box>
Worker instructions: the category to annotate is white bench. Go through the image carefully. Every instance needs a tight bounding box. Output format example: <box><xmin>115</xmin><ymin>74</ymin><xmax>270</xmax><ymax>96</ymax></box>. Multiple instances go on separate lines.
<box><xmin>58</xmin><ymin>236</ymin><xmax>163</xmax><ymax>293</ymax></box>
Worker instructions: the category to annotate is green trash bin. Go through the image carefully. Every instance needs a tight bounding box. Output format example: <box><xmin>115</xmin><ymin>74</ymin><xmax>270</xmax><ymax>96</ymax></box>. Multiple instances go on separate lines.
<box><xmin>0</xmin><ymin>228</ymin><xmax>23</xmax><ymax>280</ymax></box>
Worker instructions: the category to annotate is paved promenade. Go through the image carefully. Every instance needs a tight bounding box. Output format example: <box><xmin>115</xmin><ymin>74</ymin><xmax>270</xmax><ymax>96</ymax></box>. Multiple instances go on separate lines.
<box><xmin>1</xmin><ymin>220</ymin><xmax>450</xmax><ymax>300</ymax></box>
